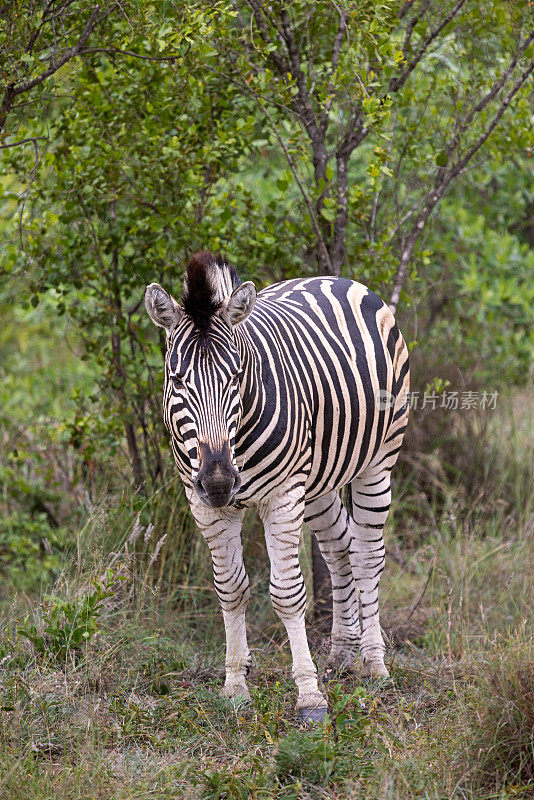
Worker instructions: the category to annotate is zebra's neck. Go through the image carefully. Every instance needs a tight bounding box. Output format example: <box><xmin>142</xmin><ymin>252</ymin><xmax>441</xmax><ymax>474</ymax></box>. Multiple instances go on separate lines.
<box><xmin>234</xmin><ymin>321</ymin><xmax>266</xmax><ymax>432</ymax></box>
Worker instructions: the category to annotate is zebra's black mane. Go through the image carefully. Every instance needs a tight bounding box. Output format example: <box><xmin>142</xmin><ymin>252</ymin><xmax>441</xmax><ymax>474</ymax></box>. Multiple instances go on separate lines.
<box><xmin>181</xmin><ymin>251</ymin><xmax>241</xmax><ymax>333</ymax></box>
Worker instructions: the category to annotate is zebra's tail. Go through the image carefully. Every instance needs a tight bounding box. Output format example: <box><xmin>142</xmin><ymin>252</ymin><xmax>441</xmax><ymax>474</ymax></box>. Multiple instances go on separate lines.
<box><xmin>341</xmin><ymin>483</ymin><xmax>353</xmax><ymax>516</ymax></box>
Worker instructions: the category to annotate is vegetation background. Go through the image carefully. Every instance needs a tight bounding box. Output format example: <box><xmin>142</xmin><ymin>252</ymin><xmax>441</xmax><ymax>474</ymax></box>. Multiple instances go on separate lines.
<box><xmin>0</xmin><ymin>2</ymin><xmax>532</xmax><ymax>798</ymax></box>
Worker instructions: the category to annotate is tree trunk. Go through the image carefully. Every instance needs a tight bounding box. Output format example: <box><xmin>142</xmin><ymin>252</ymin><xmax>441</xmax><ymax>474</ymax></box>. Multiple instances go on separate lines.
<box><xmin>124</xmin><ymin>418</ymin><xmax>145</xmax><ymax>492</ymax></box>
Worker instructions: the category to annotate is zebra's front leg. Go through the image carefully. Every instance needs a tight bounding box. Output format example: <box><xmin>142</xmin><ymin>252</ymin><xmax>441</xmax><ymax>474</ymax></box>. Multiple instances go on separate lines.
<box><xmin>348</xmin><ymin>470</ymin><xmax>391</xmax><ymax>677</ymax></box>
<box><xmin>188</xmin><ymin>494</ymin><xmax>251</xmax><ymax>700</ymax></box>
<box><xmin>260</xmin><ymin>481</ymin><xmax>327</xmax><ymax>723</ymax></box>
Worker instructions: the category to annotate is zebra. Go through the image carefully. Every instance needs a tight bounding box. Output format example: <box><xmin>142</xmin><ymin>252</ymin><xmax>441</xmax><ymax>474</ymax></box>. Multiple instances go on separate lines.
<box><xmin>145</xmin><ymin>250</ymin><xmax>409</xmax><ymax>723</ymax></box>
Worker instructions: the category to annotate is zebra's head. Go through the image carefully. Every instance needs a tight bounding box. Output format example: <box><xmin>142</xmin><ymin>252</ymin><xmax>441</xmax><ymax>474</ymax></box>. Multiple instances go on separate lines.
<box><xmin>145</xmin><ymin>252</ymin><xmax>256</xmax><ymax>508</ymax></box>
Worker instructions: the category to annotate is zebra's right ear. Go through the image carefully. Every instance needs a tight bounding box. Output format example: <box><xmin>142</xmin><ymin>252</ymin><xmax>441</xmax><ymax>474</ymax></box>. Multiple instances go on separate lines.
<box><xmin>145</xmin><ymin>283</ymin><xmax>182</xmax><ymax>332</ymax></box>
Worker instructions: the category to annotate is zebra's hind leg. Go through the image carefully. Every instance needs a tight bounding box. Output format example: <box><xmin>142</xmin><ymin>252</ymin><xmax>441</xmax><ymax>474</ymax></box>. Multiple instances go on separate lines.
<box><xmin>305</xmin><ymin>492</ymin><xmax>361</xmax><ymax>673</ymax></box>
<box><xmin>347</xmin><ymin>469</ymin><xmax>392</xmax><ymax>678</ymax></box>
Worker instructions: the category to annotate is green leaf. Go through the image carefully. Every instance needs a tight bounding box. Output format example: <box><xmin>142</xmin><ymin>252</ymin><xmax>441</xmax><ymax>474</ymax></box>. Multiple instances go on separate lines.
<box><xmin>320</xmin><ymin>207</ymin><xmax>336</xmax><ymax>222</ymax></box>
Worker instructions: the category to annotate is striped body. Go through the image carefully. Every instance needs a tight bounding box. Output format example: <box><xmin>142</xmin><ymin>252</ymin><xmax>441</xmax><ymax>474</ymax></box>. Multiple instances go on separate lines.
<box><xmin>146</xmin><ymin>255</ymin><xmax>409</xmax><ymax>721</ymax></box>
<box><xmin>165</xmin><ymin>277</ymin><xmax>408</xmax><ymax>506</ymax></box>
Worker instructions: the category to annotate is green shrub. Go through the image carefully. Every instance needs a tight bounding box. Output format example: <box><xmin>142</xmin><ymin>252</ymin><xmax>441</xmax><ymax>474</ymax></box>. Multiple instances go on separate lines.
<box><xmin>0</xmin><ymin>510</ymin><xmax>69</xmax><ymax>595</ymax></box>
<box><xmin>17</xmin><ymin>570</ymin><xmax>118</xmax><ymax>664</ymax></box>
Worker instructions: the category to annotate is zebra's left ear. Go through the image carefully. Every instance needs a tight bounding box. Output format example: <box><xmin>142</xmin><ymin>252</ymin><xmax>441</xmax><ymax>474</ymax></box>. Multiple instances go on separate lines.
<box><xmin>224</xmin><ymin>281</ymin><xmax>257</xmax><ymax>326</ymax></box>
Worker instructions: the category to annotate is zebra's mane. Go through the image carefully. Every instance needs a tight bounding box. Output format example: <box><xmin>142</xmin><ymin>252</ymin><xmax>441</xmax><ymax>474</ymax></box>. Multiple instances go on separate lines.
<box><xmin>181</xmin><ymin>251</ymin><xmax>241</xmax><ymax>332</ymax></box>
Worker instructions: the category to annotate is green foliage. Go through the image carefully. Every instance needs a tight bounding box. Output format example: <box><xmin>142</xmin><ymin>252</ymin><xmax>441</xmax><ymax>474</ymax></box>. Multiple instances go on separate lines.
<box><xmin>0</xmin><ymin>399</ymin><xmax>531</xmax><ymax>798</ymax></box>
<box><xmin>2</xmin><ymin>3</ymin><xmax>309</xmax><ymax>490</ymax></box>
<box><xmin>423</xmin><ymin>170</ymin><xmax>534</xmax><ymax>382</ymax></box>
<box><xmin>273</xmin><ymin>683</ymin><xmax>391</xmax><ymax>787</ymax></box>
<box><xmin>1</xmin><ymin>0</ymin><xmax>532</xmax><ymax>502</ymax></box>
<box><xmin>200</xmin><ymin>759</ymin><xmax>273</xmax><ymax>800</ymax></box>
<box><xmin>0</xmin><ymin>510</ymin><xmax>69</xmax><ymax>595</ymax></box>
<box><xmin>17</xmin><ymin>570</ymin><xmax>118</xmax><ymax>664</ymax></box>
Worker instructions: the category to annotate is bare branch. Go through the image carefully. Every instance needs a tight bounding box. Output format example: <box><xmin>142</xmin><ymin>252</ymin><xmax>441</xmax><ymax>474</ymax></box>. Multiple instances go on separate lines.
<box><xmin>27</xmin><ymin>1</ymin><xmax>77</xmax><ymax>54</ymax></box>
<box><xmin>319</xmin><ymin>5</ymin><xmax>347</xmax><ymax>135</ymax></box>
<box><xmin>336</xmin><ymin>110</ymin><xmax>367</xmax><ymax>160</ymax></box>
<box><xmin>0</xmin><ymin>136</ymin><xmax>49</xmax><ymax>150</ymax></box>
<box><xmin>398</xmin><ymin>0</ymin><xmax>418</xmax><ymax>20</ymax></box>
<box><xmin>245</xmin><ymin>0</ymin><xmax>289</xmax><ymax>76</ymax></box>
<box><xmin>336</xmin><ymin>0</ymin><xmax>468</xmax><ymax>167</ymax></box>
<box><xmin>330</xmin><ymin>149</ymin><xmax>348</xmax><ymax>273</ymax></box>
<box><xmin>278</xmin><ymin>7</ymin><xmax>319</xmax><ymax>140</ymax></box>
<box><xmin>450</xmin><ymin>57</ymin><xmax>534</xmax><ymax>180</ymax></box>
<box><xmin>17</xmin><ymin>134</ymin><xmax>49</xmax><ymax>259</ymax></box>
<box><xmin>81</xmin><ymin>46</ymin><xmax>186</xmax><ymax>62</ymax></box>
<box><xmin>368</xmin><ymin>109</ymin><xmax>397</xmax><ymax>251</ymax></box>
<box><xmin>455</xmin><ymin>29</ymin><xmax>534</xmax><ymax>141</ymax></box>
<box><xmin>401</xmin><ymin>0</ymin><xmax>432</xmax><ymax>57</ymax></box>
<box><xmin>200</xmin><ymin>57</ymin><xmax>303</xmax><ymax>119</ymax></box>
<box><xmin>253</xmin><ymin>95</ymin><xmax>332</xmax><ymax>273</ymax></box>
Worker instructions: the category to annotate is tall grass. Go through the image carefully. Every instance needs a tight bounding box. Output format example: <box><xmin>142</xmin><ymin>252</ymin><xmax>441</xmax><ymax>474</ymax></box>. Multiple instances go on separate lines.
<box><xmin>0</xmin><ymin>390</ymin><xmax>532</xmax><ymax>799</ymax></box>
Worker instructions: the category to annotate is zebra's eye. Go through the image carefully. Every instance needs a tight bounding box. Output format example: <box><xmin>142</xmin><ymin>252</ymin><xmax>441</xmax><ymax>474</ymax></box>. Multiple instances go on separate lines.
<box><xmin>231</xmin><ymin>371</ymin><xmax>241</xmax><ymax>385</ymax></box>
<box><xmin>170</xmin><ymin>373</ymin><xmax>184</xmax><ymax>388</ymax></box>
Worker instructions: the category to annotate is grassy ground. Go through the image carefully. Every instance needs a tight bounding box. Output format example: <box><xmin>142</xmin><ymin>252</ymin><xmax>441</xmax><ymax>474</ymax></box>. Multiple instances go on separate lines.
<box><xmin>0</xmin><ymin>397</ymin><xmax>532</xmax><ymax>799</ymax></box>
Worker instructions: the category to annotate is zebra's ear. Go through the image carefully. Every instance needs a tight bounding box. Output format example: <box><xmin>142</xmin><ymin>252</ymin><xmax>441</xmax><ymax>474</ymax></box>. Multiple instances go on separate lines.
<box><xmin>145</xmin><ymin>283</ymin><xmax>182</xmax><ymax>332</ymax></box>
<box><xmin>224</xmin><ymin>281</ymin><xmax>257</xmax><ymax>326</ymax></box>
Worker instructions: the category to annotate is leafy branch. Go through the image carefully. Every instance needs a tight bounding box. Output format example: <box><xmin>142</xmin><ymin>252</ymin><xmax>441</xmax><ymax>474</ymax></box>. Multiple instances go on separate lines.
<box><xmin>0</xmin><ymin>3</ymin><xmax>116</xmax><ymax>136</ymax></box>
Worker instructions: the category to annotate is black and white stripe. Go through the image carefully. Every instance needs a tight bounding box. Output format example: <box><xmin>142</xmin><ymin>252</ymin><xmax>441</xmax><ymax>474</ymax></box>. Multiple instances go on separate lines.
<box><xmin>145</xmin><ymin>252</ymin><xmax>409</xmax><ymax>718</ymax></box>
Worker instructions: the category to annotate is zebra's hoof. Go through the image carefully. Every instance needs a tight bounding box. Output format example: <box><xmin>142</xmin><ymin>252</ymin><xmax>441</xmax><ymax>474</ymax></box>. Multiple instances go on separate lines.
<box><xmin>298</xmin><ymin>706</ymin><xmax>328</xmax><ymax>726</ymax></box>
<box><xmin>221</xmin><ymin>684</ymin><xmax>251</xmax><ymax>707</ymax></box>
<box><xmin>360</xmin><ymin>661</ymin><xmax>390</xmax><ymax>679</ymax></box>
<box><xmin>222</xmin><ymin>693</ymin><xmax>251</xmax><ymax>713</ymax></box>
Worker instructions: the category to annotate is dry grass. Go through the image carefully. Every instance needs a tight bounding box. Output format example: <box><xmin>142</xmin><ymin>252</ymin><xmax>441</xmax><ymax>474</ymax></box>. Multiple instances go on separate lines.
<box><xmin>0</xmin><ymin>391</ymin><xmax>532</xmax><ymax>799</ymax></box>
<box><xmin>461</xmin><ymin>639</ymin><xmax>534</xmax><ymax>789</ymax></box>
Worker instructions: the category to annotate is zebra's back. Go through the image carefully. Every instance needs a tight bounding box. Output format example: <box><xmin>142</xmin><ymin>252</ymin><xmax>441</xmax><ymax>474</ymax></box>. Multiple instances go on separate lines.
<box><xmin>235</xmin><ymin>276</ymin><xmax>409</xmax><ymax>503</ymax></box>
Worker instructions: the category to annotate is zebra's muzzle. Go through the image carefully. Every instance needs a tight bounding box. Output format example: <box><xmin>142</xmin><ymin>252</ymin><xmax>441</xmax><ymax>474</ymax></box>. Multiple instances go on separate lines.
<box><xmin>194</xmin><ymin>442</ymin><xmax>241</xmax><ymax>508</ymax></box>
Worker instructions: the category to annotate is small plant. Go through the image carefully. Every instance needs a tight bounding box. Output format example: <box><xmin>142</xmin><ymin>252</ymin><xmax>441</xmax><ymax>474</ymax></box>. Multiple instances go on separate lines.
<box><xmin>0</xmin><ymin>625</ymin><xmax>24</xmax><ymax>669</ymax></box>
<box><xmin>110</xmin><ymin>694</ymin><xmax>159</xmax><ymax>743</ymax></box>
<box><xmin>250</xmin><ymin>679</ymin><xmax>292</xmax><ymax>738</ymax></box>
<box><xmin>275</xmin><ymin>729</ymin><xmax>337</xmax><ymax>785</ymax></box>
<box><xmin>275</xmin><ymin>684</ymin><xmax>378</xmax><ymax>787</ymax></box>
<box><xmin>17</xmin><ymin>570</ymin><xmax>118</xmax><ymax>664</ymax></box>
<box><xmin>200</xmin><ymin>756</ymin><xmax>270</xmax><ymax>800</ymax></box>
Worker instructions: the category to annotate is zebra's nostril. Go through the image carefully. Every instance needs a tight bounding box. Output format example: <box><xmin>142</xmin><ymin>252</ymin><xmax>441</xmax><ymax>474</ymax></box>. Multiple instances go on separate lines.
<box><xmin>194</xmin><ymin>442</ymin><xmax>240</xmax><ymax>506</ymax></box>
<box><xmin>194</xmin><ymin>468</ymin><xmax>240</xmax><ymax>507</ymax></box>
<box><xmin>194</xmin><ymin>476</ymin><xmax>208</xmax><ymax>496</ymax></box>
